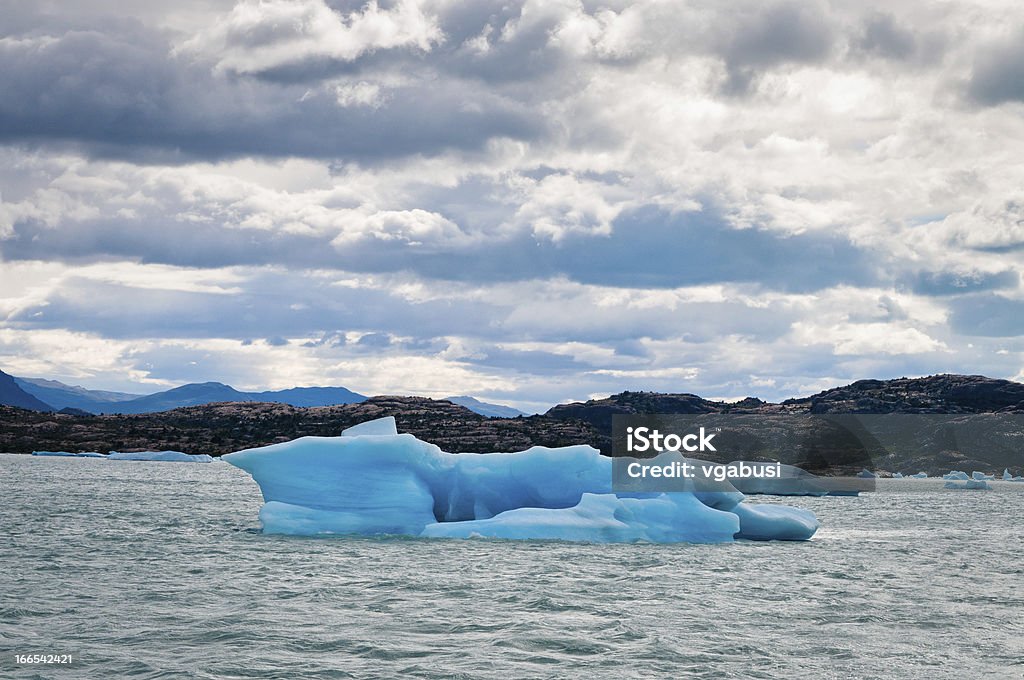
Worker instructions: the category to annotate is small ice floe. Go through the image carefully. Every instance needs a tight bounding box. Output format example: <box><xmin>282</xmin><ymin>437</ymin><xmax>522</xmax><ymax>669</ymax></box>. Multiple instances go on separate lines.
<box><xmin>1004</xmin><ymin>469</ymin><xmax>1024</xmax><ymax>482</ymax></box>
<box><xmin>971</xmin><ymin>471</ymin><xmax>995</xmax><ymax>481</ymax></box>
<box><xmin>893</xmin><ymin>472</ymin><xmax>904</xmax><ymax>479</ymax></box>
<box><xmin>106</xmin><ymin>451</ymin><xmax>215</xmax><ymax>463</ymax></box>
<box><xmin>943</xmin><ymin>470</ymin><xmax>970</xmax><ymax>480</ymax></box>
<box><xmin>909</xmin><ymin>472</ymin><xmax>928</xmax><ymax>478</ymax></box>
<box><xmin>857</xmin><ymin>469</ymin><xmax>877</xmax><ymax>479</ymax></box>
<box><xmin>32</xmin><ymin>451</ymin><xmax>106</xmax><ymax>458</ymax></box>
<box><xmin>944</xmin><ymin>479</ymin><xmax>992</xmax><ymax>490</ymax></box>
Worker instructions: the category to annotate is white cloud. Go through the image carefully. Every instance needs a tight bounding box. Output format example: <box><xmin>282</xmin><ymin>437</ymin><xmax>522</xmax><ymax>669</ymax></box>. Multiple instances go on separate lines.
<box><xmin>182</xmin><ymin>0</ymin><xmax>443</xmax><ymax>74</ymax></box>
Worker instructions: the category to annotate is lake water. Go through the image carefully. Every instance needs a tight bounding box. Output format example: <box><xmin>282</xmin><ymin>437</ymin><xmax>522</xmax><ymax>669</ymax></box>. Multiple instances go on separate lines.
<box><xmin>1</xmin><ymin>453</ymin><xmax>1022</xmax><ymax>679</ymax></box>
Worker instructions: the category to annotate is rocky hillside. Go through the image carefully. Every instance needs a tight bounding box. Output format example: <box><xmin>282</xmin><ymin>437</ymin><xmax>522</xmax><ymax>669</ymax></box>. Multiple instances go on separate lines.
<box><xmin>783</xmin><ymin>375</ymin><xmax>1024</xmax><ymax>413</ymax></box>
<box><xmin>0</xmin><ymin>396</ymin><xmax>597</xmax><ymax>456</ymax></box>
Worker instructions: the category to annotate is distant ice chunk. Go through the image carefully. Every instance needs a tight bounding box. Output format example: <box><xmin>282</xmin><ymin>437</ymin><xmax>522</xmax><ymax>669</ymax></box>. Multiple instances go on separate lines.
<box><xmin>944</xmin><ymin>479</ymin><xmax>991</xmax><ymax>490</ymax></box>
<box><xmin>943</xmin><ymin>470</ymin><xmax>970</xmax><ymax>480</ymax></box>
<box><xmin>224</xmin><ymin>417</ymin><xmax>820</xmax><ymax>543</ymax></box>
<box><xmin>971</xmin><ymin>471</ymin><xmax>994</xmax><ymax>481</ymax></box>
<box><xmin>893</xmin><ymin>472</ymin><xmax>904</xmax><ymax>479</ymax></box>
<box><xmin>32</xmin><ymin>450</ymin><xmax>106</xmax><ymax>458</ymax></box>
<box><xmin>1003</xmin><ymin>469</ymin><xmax>1024</xmax><ymax>482</ymax></box>
<box><xmin>107</xmin><ymin>451</ymin><xmax>215</xmax><ymax>463</ymax></box>
<box><xmin>723</xmin><ymin>461</ymin><xmax>867</xmax><ymax>496</ymax></box>
<box><xmin>909</xmin><ymin>472</ymin><xmax>928</xmax><ymax>479</ymax></box>
<box><xmin>342</xmin><ymin>416</ymin><xmax>397</xmax><ymax>437</ymax></box>
<box><xmin>857</xmin><ymin>469</ymin><xmax>877</xmax><ymax>478</ymax></box>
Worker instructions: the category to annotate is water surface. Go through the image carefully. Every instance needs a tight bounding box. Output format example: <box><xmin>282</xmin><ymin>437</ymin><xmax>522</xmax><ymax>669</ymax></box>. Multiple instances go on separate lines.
<box><xmin>1</xmin><ymin>454</ymin><xmax>1021</xmax><ymax>679</ymax></box>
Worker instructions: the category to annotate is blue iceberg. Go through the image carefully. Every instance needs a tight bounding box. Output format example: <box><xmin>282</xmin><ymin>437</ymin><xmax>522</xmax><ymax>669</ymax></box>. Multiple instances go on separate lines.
<box><xmin>224</xmin><ymin>418</ymin><xmax>819</xmax><ymax>543</ymax></box>
<box><xmin>107</xmin><ymin>450</ymin><xmax>215</xmax><ymax>463</ymax></box>
<box><xmin>32</xmin><ymin>450</ymin><xmax>106</xmax><ymax>458</ymax></box>
<box><xmin>1003</xmin><ymin>469</ymin><xmax>1024</xmax><ymax>482</ymax></box>
<box><xmin>943</xmin><ymin>470</ymin><xmax>970</xmax><ymax>480</ymax></box>
<box><xmin>944</xmin><ymin>479</ymin><xmax>992</xmax><ymax>490</ymax></box>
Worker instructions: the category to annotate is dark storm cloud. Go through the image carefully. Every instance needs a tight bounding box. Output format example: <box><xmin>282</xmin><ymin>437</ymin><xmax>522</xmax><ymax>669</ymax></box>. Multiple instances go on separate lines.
<box><xmin>0</xmin><ymin>17</ymin><xmax>541</xmax><ymax>162</ymax></box>
<box><xmin>967</xmin><ymin>30</ymin><xmax>1024</xmax><ymax>105</ymax></box>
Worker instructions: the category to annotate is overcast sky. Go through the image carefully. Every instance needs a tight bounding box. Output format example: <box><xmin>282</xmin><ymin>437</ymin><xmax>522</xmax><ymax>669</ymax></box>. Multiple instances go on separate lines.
<box><xmin>1</xmin><ymin>0</ymin><xmax>1023</xmax><ymax>411</ymax></box>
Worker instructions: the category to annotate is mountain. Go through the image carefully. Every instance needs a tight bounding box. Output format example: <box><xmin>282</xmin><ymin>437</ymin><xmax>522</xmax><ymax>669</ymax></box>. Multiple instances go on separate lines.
<box><xmin>14</xmin><ymin>377</ymin><xmax>141</xmax><ymax>412</ymax></box>
<box><xmin>0</xmin><ymin>397</ymin><xmax>594</xmax><ymax>456</ymax></box>
<box><xmin>11</xmin><ymin>378</ymin><xmax>368</xmax><ymax>414</ymax></box>
<box><xmin>0</xmin><ymin>370</ymin><xmax>54</xmax><ymax>411</ymax></box>
<box><xmin>105</xmin><ymin>382</ymin><xmax>367</xmax><ymax>414</ymax></box>
<box><xmin>784</xmin><ymin>374</ymin><xmax>1024</xmax><ymax>413</ymax></box>
<box><xmin>109</xmin><ymin>382</ymin><xmax>252</xmax><ymax>414</ymax></box>
<box><xmin>251</xmin><ymin>386</ymin><xmax>367</xmax><ymax>408</ymax></box>
<box><xmin>445</xmin><ymin>396</ymin><xmax>527</xmax><ymax>418</ymax></box>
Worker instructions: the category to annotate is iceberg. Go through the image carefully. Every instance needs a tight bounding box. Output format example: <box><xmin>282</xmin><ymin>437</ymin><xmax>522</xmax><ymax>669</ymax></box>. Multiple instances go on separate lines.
<box><xmin>32</xmin><ymin>450</ymin><xmax>105</xmax><ymax>458</ymax></box>
<box><xmin>971</xmin><ymin>471</ymin><xmax>994</xmax><ymax>481</ymax></box>
<box><xmin>341</xmin><ymin>416</ymin><xmax>397</xmax><ymax>436</ymax></box>
<box><xmin>909</xmin><ymin>472</ymin><xmax>928</xmax><ymax>478</ymax></box>
<box><xmin>857</xmin><ymin>469</ymin><xmax>877</xmax><ymax>478</ymax></box>
<box><xmin>724</xmin><ymin>461</ymin><xmax>864</xmax><ymax>496</ymax></box>
<box><xmin>224</xmin><ymin>418</ymin><xmax>820</xmax><ymax>543</ymax></box>
<box><xmin>107</xmin><ymin>450</ymin><xmax>215</xmax><ymax>463</ymax></box>
<box><xmin>943</xmin><ymin>470</ymin><xmax>970</xmax><ymax>480</ymax></box>
<box><xmin>944</xmin><ymin>479</ymin><xmax>991</xmax><ymax>490</ymax></box>
<box><xmin>893</xmin><ymin>472</ymin><xmax>904</xmax><ymax>478</ymax></box>
<box><xmin>1003</xmin><ymin>469</ymin><xmax>1024</xmax><ymax>482</ymax></box>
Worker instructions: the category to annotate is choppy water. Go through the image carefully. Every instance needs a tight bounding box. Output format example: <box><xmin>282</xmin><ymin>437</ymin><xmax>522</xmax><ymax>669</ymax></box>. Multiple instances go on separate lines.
<box><xmin>1</xmin><ymin>453</ymin><xmax>1022</xmax><ymax>679</ymax></box>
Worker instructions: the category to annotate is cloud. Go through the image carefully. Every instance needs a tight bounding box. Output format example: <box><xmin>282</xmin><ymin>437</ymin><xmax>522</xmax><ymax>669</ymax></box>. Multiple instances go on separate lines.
<box><xmin>0</xmin><ymin>20</ymin><xmax>540</xmax><ymax>162</ymax></box>
<box><xmin>183</xmin><ymin>0</ymin><xmax>442</xmax><ymax>76</ymax></box>
<box><xmin>967</xmin><ymin>29</ymin><xmax>1024</xmax><ymax>105</ymax></box>
<box><xmin>855</xmin><ymin>12</ymin><xmax>916</xmax><ymax>60</ymax></box>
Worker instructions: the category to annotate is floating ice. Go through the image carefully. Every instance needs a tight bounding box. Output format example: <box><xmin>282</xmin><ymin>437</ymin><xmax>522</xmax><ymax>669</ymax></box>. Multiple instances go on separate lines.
<box><xmin>893</xmin><ymin>472</ymin><xmax>904</xmax><ymax>479</ymax></box>
<box><xmin>1003</xmin><ymin>469</ymin><xmax>1024</xmax><ymax>482</ymax></box>
<box><xmin>944</xmin><ymin>479</ymin><xmax>991</xmax><ymax>490</ymax></box>
<box><xmin>107</xmin><ymin>451</ymin><xmax>215</xmax><ymax>463</ymax></box>
<box><xmin>341</xmin><ymin>416</ymin><xmax>397</xmax><ymax>437</ymax></box>
<box><xmin>32</xmin><ymin>450</ymin><xmax>105</xmax><ymax>458</ymax></box>
<box><xmin>857</xmin><ymin>469</ymin><xmax>877</xmax><ymax>478</ymax></box>
<box><xmin>224</xmin><ymin>418</ymin><xmax>820</xmax><ymax>543</ymax></box>
<box><xmin>943</xmin><ymin>470</ymin><xmax>970</xmax><ymax>480</ymax></box>
<box><xmin>727</xmin><ymin>461</ymin><xmax>831</xmax><ymax>496</ymax></box>
<box><xmin>909</xmin><ymin>472</ymin><xmax>928</xmax><ymax>479</ymax></box>
<box><xmin>971</xmin><ymin>471</ymin><xmax>994</xmax><ymax>481</ymax></box>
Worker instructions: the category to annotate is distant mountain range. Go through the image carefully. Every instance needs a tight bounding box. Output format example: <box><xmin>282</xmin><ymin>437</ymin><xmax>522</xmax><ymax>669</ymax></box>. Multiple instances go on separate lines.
<box><xmin>0</xmin><ymin>369</ymin><xmax>524</xmax><ymax>418</ymax></box>
<box><xmin>0</xmin><ymin>371</ymin><xmax>53</xmax><ymax>412</ymax></box>
<box><xmin>444</xmin><ymin>396</ymin><xmax>526</xmax><ymax>418</ymax></box>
